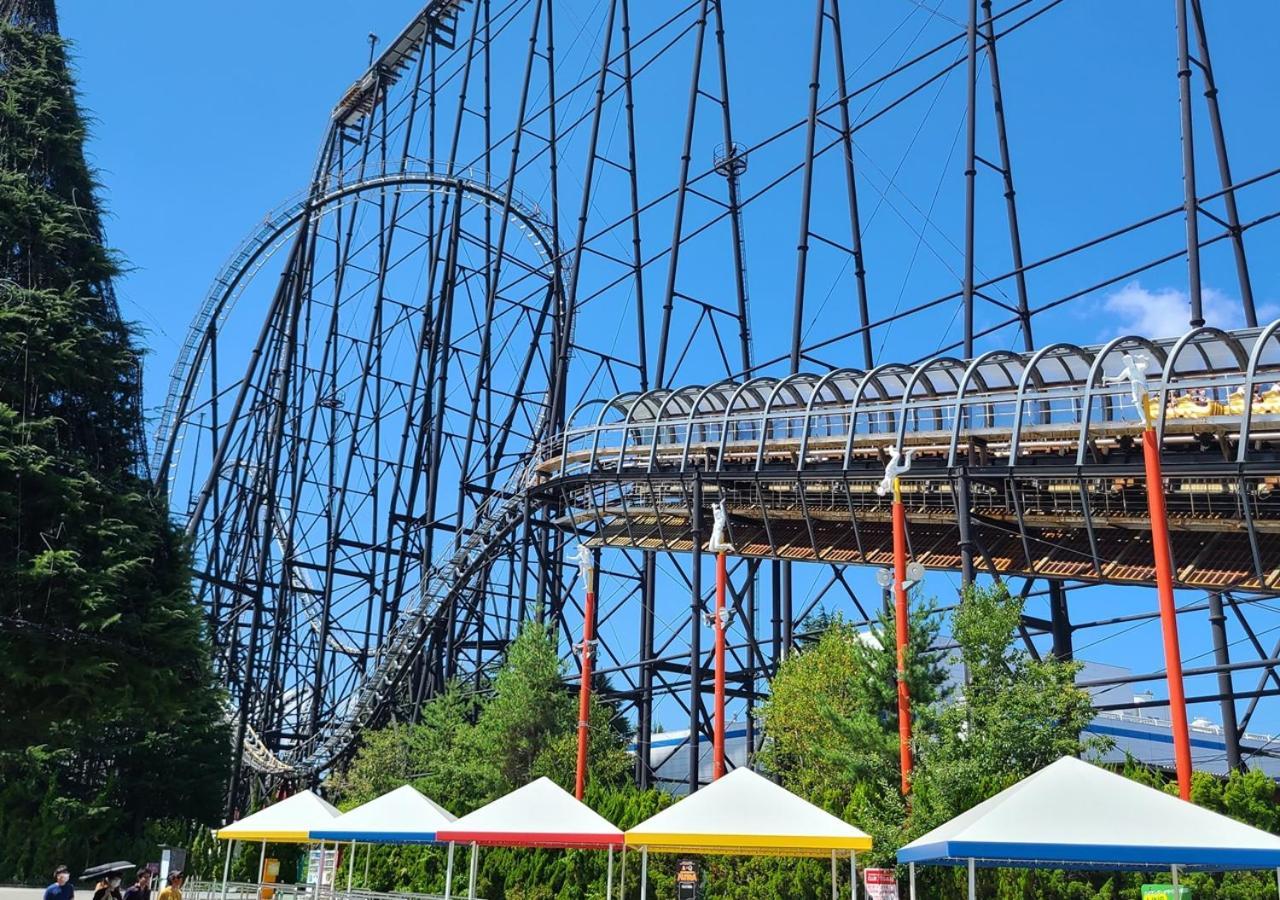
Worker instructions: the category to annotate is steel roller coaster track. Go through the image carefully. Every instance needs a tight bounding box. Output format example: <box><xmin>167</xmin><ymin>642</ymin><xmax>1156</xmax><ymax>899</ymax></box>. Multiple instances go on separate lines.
<box><xmin>153</xmin><ymin>0</ymin><xmax>1280</xmax><ymax>804</ymax></box>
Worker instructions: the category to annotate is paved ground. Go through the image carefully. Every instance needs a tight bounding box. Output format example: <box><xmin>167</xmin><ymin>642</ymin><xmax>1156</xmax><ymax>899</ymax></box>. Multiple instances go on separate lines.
<box><xmin>0</xmin><ymin>888</ymin><xmax>45</xmax><ymax>900</ymax></box>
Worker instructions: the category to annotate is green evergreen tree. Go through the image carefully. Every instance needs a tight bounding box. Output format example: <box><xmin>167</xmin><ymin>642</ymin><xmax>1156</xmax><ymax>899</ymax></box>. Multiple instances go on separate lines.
<box><xmin>332</xmin><ymin>621</ymin><xmax>657</xmax><ymax>899</ymax></box>
<box><xmin>0</xmin><ymin>5</ymin><xmax>228</xmax><ymax>880</ymax></box>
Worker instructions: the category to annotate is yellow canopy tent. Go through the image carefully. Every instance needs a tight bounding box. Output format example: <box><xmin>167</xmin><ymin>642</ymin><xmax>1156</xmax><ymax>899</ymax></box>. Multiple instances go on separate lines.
<box><xmin>625</xmin><ymin>768</ymin><xmax>872</xmax><ymax>898</ymax></box>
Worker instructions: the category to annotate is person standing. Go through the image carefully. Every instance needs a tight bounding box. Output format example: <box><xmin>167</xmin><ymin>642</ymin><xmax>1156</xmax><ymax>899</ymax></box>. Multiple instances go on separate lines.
<box><xmin>122</xmin><ymin>870</ymin><xmax>152</xmax><ymax>900</ymax></box>
<box><xmin>44</xmin><ymin>866</ymin><xmax>74</xmax><ymax>900</ymax></box>
<box><xmin>157</xmin><ymin>871</ymin><xmax>184</xmax><ymax>900</ymax></box>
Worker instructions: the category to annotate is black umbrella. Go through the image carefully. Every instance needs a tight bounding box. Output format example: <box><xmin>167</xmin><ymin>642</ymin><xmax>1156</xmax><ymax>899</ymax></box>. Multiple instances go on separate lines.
<box><xmin>79</xmin><ymin>862</ymin><xmax>136</xmax><ymax>881</ymax></box>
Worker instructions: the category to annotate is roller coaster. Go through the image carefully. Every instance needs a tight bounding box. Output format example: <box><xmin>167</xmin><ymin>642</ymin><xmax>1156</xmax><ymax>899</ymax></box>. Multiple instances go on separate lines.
<box><xmin>150</xmin><ymin>0</ymin><xmax>1280</xmax><ymax>803</ymax></box>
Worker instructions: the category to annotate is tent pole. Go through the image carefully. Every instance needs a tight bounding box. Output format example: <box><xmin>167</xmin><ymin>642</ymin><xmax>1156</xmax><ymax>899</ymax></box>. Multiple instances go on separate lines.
<box><xmin>258</xmin><ymin>840</ymin><xmax>267</xmax><ymax>899</ymax></box>
<box><xmin>363</xmin><ymin>844</ymin><xmax>370</xmax><ymax>889</ymax></box>
<box><xmin>1171</xmin><ymin>865</ymin><xmax>1179</xmax><ymax>888</ymax></box>
<box><xmin>908</xmin><ymin>862</ymin><xmax>915</xmax><ymax>900</ymax></box>
<box><xmin>221</xmin><ymin>839</ymin><xmax>234</xmax><ymax>900</ymax></box>
<box><xmin>606</xmin><ymin>846</ymin><xmax>614</xmax><ymax>899</ymax></box>
<box><xmin>830</xmin><ymin>850</ymin><xmax>837</xmax><ymax>900</ymax></box>
<box><xmin>444</xmin><ymin>842</ymin><xmax>455</xmax><ymax>899</ymax></box>
<box><xmin>467</xmin><ymin>842</ymin><xmax>478</xmax><ymax>900</ymax></box>
<box><xmin>967</xmin><ymin>858</ymin><xmax>975</xmax><ymax>900</ymax></box>
<box><xmin>640</xmin><ymin>847</ymin><xmax>648</xmax><ymax>900</ymax></box>
<box><xmin>851</xmin><ymin>850</ymin><xmax>857</xmax><ymax>900</ymax></box>
<box><xmin>346</xmin><ymin>841</ymin><xmax>354</xmax><ymax>899</ymax></box>
<box><xmin>619</xmin><ymin>845</ymin><xmax>626</xmax><ymax>900</ymax></box>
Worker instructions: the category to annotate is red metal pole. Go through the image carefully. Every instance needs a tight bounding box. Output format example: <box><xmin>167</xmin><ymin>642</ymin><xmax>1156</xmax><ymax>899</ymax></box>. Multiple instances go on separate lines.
<box><xmin>714</xmin><ymin>550</ymin><xmax>728</xmax><ymax>780</ymax></box>
<box><xmin>893</xmin><ymin>480</ymin><xmax>913</xmax><ymax>795</ymax></box>
<box><xmin>1142</xmin><ymin>425</ymin><xmax>1193</xmax><ymax>800</ymax></box>
<box><xmin>574</xmin><ymin>572</ymin><xmax>596</xmax><ymax>801</ymax></box>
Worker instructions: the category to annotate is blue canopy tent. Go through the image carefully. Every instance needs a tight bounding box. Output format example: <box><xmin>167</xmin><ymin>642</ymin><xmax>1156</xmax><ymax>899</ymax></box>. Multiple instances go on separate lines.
<box><xmin>898</xmin><ymin>757</ymin><xmax>1280</xmax><ymax>898</ymax></box>
<box><xmin>309</xmin><ymin>785</ymin><xmax>457</xmax><ymax>894</ymax></box>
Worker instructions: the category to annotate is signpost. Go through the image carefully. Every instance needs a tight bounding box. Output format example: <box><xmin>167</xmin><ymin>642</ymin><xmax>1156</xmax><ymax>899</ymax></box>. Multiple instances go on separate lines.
<box><xmin>676</xmin><ymin>859</ymin><xmax>700</xmax><ymax>900</ymax></box>
<box><xmin>863</xmin><ymin>867</ymin><xmax>899</xmax><ymax>900</ymax></box>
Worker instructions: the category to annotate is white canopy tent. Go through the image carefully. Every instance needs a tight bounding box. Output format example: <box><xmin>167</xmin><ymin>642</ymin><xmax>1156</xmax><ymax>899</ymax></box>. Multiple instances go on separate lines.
<box><xmin>434</xmin><ymin>777</ymin><xmax>624</xmax><ymax>899</ymax></box>
<box><xmin>216</xmin><ymin>790</ymin><xmax>341</xmax><ymax>900</ymax></box>
<box><xmin>898</xmin><ymin>756</ymin><xmax>1280</xmax><ymax>898</ymax></box>
<box><xmin>625</xmin><ymin>768</ymin><xmax>872</xmax><ymax>899</ymax></box>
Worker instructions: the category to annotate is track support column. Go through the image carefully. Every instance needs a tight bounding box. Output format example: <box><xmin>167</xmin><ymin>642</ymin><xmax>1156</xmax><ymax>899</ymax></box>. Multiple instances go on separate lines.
<box><xmin>1208</xmin><ymin>591</ymin><xmax>1242</xmax><ymax>772</ymax></box>
<box><xmin>1048</xmin><ymin>580</ymin><xmax>1073</xmax><ymax>661</ymax></box>
<box><xmin>955</xmin><ymin>469</ymin><xmax>976</xmax><ymax>586</ymax></box>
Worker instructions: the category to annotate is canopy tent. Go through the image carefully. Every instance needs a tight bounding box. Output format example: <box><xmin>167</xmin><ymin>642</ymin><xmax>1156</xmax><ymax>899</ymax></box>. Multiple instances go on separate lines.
<box><xmin>898</xmin><ymin>756</ymin><xmax>1280</xmax><ymax>898</ymax></box>
<box><xmin>310</xmin><ymin>784</ymin><xmax>456</xmax><ymax>844</ymax></box>
<box><xmin>435</xmin><ymin>778</ymin><xmax>624</xmax><ymax>900</ymax></box>
<box><xmin>436</xmin><ymin>777</ymin><xmax>623</xmax><ymax>849</ymax></box>
<box><xmin>626</xmin><ymin>767</ymin><xmax>871</xmax><ymax>856</ymax></box>
<box><xmin>625</xmin><ymin>768</ymin><xmax>871</xmax><ymax>899</ymax></box>
<box><xmin>217</xmin><ymin>790</ymin><xmax>342</xmax><ymax>900</ymax></box>
<box><xmin>218</xmin><ymin>789</ymin><xmax>341</xmax><ymax>842</ymax></box>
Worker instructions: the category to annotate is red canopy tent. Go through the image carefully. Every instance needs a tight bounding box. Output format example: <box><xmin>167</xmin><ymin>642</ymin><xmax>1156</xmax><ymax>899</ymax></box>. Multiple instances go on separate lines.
<box><xmin>434</xmin><ymin>777</ymin><xmax>624</xmax><ymax>898</ymax></box>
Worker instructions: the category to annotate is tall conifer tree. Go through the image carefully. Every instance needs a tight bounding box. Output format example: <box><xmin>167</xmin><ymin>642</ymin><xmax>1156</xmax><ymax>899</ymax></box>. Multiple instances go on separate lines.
<box><xmin>0</xmin><ymin>0</ymin><xmax>228</xmax><ymax>878</ymax></box>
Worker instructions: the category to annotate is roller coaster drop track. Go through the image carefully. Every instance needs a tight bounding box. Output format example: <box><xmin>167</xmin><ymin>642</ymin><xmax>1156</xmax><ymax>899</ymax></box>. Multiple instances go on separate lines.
<box><xmin>155</xmin><ymin>0</ymin><xmax>1280</xmax><ymax>799</ymax></box>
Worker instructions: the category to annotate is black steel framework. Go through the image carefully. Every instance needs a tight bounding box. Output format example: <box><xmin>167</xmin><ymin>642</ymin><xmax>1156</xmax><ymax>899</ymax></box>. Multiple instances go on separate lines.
<box><xmin>152</xmin><ymin>0</ymin><xmax>1280</xmax><ymax>802</ymax></box>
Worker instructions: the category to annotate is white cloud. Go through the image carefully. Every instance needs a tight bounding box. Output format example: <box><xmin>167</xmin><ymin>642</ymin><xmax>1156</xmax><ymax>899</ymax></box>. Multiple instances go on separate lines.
<box><xmin>1098</xmin><ymin>281</ymin><xmax>1259</xmax><ymax>339</ymax></box>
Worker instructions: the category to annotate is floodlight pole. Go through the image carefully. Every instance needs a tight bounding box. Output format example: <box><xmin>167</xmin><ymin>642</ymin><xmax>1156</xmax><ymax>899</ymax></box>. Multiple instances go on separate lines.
<box><xmin>713</xmin><ymin>548</ymin><xmax>728</xmax><ymax>780</ymax></box>
<box><xmin>708</xmin><ymin>499</ymin><xmax>734</xmax><ymax>781</ymax></box>
<box><xmin>893</xmin><ymin>476</ymin><xmax>913</xmax><ymax>795</ymax></box>
<box><xmin>574</xmin><ymin>545</ymin><xmax>598</xmax><ymax>800</ymax></box>
<box><xmin>1141</xmin><ymin>400</ymin><xmax>1194</xmax><ymax>800</ymax></box>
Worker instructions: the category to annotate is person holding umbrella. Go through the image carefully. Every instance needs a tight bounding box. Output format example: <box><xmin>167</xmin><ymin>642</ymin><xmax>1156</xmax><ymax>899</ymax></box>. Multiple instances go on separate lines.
<box><xmin>91</xmin><ymin>872</ymin><xmax>123</xmax><ymax>900</ymax></box>
<box><xmin>44</xmin><ymin>865</ymin><xmax>73</xmax><ymax>900</ymax></box>
<box><xmin>79</xmin><ymin>863</ymin><xmax>133</xmax><ymax>900</ymax></box>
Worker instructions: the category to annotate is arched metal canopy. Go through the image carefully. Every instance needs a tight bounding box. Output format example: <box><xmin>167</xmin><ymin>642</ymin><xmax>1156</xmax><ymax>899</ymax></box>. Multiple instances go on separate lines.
<box><xmin>541</xmin><ymin>322</ymin><xmax>1280</xmax><ymax>477</ymax></box>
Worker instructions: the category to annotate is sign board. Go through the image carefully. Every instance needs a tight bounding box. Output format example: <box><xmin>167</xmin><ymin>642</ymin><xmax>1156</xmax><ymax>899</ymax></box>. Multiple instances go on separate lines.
<box><xmin>260</xmin><ymin>859</ymin><xmax>279</xmax><ymax>900</ymax></box>
<box><xmin>305</xmin><ymin>846</ymin><xmax>340</xmax><ymax>889</ymax></box>
<box><xmin>862</xmin><ymin>868</ymin><xmax>899</xmax><ymax>900</ymax></box>
<box><xmin>158</xmin><ymin>847</ymin><xmax>187</xmax><ymax>886</ymax></box>
<box><xmin>675</xmin><ymin>859</ymin><xmax>700</xmax><ymax>900</ymax></box>
<box><xmin>1142</xmin><ymin>887</ymin><xmax>1191</xmax><ymax>900</ymax></box>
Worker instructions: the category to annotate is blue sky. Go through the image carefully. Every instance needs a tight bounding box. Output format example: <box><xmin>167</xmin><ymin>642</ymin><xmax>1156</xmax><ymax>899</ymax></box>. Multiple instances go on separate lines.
<box><xmin>57</xmin><ymin>0</ymin><xmax>1280</xmax><ymax>742</ymax></box>
<box><xmin>60</xmin><ymin>1</ymin><xmax>1280</xmax><ymax>402</ymax></box>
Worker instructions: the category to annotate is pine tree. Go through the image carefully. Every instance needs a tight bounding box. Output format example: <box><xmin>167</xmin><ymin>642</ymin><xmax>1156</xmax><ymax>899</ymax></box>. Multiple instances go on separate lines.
<box><xmin>0</xmin><ymin>3</ymin><xmax>228</xmax><ymax>880</ymax></box>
